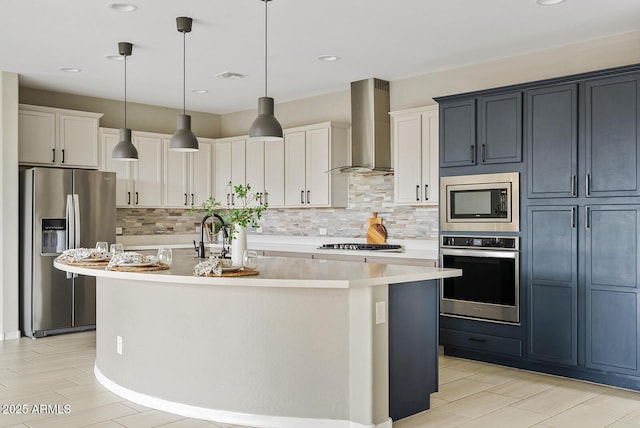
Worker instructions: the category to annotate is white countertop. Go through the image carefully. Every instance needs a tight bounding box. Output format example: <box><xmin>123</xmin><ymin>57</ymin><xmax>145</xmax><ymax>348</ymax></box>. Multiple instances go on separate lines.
<box><xmin>117</xmin><ymin>234</ymin><xmax>440</xmax><ymax>261</ymax></box>
<box><xmin>55</xmin><ymin>249</ymin><xmax>460</xmax><ymax>289</ymax></box>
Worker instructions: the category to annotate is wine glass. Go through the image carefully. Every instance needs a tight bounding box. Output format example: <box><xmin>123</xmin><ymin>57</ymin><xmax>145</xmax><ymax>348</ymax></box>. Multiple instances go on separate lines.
<box><xmin>157</xmin><ymin>247</ymin><xmax>173</xmax><ymax>267</ymax></box>
<box><xmin>110</xmin><ymin>243</ymin><xmax>124</xmax><ymax>256</ymax></box>
<box><xmin>242</xmin><ymin>250</ymin><xmax>258</xmax><ymax>271</ymax></box>
<box><xmin>95</xmin><ymin>241</ymin><xmax>108</xmax><ymax>253</ymax></box>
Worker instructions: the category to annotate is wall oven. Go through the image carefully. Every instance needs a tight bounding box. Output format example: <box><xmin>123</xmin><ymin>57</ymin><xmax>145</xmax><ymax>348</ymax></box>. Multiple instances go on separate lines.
<box><xmin>440</xmin><ymin>172</ymin><xmax>519</xmax><ymax>232</ymax></box>
<box><xmin>440</xmin><ymin>235</ymin><xmax>519</xmax><ymax>324</ymax></box>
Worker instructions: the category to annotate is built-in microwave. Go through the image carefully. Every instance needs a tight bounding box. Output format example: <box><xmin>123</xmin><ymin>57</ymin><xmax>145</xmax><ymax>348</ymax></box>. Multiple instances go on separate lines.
<box><xmin>440</xmin><ymin>172</ymin><xmax>519</xmax><ymax>232</ymax></box>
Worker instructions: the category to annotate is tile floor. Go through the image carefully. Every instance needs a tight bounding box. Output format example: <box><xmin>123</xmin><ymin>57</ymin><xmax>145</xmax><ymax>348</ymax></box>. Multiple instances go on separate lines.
<box><xmin>1</xmin><ymin>332</ymin><xmax>640</xmax><ymax>428</ymax></box>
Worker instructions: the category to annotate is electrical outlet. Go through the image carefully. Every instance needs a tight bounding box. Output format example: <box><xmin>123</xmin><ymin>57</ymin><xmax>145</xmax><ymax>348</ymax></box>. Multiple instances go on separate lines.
<box><xmin>256</xmin><ymin>227</ymin><xmax>263</xmax><ymax>234</ymax></box>
<box><xmin>319</xmin><ymin>228</ymin><xmax>327</xmax><ymax>235</ymax></box>
<box><xmin>375</xmin><ymin>301</ymin><xmax>386</xmax><ymax>325</ymax></box>
<box><xmin>116</xmin><ymin>336</ymin><xmax>123</xmax><ymax>355</ymax></box>
<box><xmin>115</xmin><ymin>227</ymin><xmax>123</xmax><ymax>235</ymax></box>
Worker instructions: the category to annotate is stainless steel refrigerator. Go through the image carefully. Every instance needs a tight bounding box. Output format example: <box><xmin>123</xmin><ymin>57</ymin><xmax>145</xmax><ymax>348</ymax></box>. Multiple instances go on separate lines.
<box><xmin>20</xmin><ymin>167</ymin><xmax>116</xmax><ymax>338</ymax></box>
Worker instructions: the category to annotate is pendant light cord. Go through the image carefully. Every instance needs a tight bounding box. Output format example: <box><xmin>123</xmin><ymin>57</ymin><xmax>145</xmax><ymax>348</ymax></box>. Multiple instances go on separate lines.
<box><xmin>124</xmin><ymin>54</ymin><xmax>127</xmax><ymax>129</ymax></box>
<box><xmin>183</xmin><ymin>30</ymin><xmax>186</xmax><ymax>115</ymax></box>
<box><xmin>264</xmin><ymin>0</ymin><xmax>268</xmax><ymax>97</ymax></box>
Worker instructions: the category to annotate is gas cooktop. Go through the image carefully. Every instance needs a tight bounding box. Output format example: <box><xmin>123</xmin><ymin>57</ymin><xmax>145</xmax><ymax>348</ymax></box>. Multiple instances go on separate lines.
<box><xmin>318</xmin><ymin>243</ymin><xmax>403</xmax><ymax>252</ymax></box>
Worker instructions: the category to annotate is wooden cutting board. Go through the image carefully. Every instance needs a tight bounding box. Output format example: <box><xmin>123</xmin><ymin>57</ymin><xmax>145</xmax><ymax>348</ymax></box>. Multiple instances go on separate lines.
<box><xmin>367</xmin><ymin>212</ymin><xmax>387</xmax><ymax>244</ymax></box>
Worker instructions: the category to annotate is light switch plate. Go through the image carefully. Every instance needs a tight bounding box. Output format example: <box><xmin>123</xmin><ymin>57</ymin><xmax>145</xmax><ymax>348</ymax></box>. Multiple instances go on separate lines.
<box><xmin>375</xmin><ymin>301</ymin><xmax>386</xmax><ymax>324</ymax></box>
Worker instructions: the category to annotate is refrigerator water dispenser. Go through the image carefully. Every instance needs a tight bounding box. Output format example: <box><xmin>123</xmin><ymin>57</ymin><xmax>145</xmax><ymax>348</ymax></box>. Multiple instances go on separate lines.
<box><xmin>41</xmin><ymin>218</ymin><xmax>66</xmax><ymax>255</ymax></box>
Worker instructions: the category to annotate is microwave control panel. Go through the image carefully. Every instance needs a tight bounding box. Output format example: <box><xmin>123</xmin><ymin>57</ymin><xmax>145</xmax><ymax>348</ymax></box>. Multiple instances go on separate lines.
<box><xmin>441</xmin><ymin>235</ymin><xmax>518</xmax><ymax>250</ymax></box>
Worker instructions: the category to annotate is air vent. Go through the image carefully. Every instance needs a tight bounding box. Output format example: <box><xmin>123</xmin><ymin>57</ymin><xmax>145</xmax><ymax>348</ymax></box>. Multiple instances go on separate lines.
<box><xmin>216</xmin><ymin>71</ymin><xmax>246</xmax><ymax>80</ymax></box>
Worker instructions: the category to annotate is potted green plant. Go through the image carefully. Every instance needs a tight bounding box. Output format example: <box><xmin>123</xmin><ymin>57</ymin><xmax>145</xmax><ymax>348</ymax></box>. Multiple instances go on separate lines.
<box><xmin>193</xmin><ymin>182</ymin><xmax>267</xmax><ymax>265</ymax></box>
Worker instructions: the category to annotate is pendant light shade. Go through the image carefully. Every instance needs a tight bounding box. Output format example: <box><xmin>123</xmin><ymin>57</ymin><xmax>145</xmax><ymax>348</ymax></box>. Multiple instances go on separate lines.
<box><xmin>169</xmin><ymin>16</ymin><xmax>199</xmax><ymax>152</ymax></box>
<box><xmin>249</xmin><ymin>0</ymin><xmax>283</xmax><ymax>142</ymax></box>
<box><xmin>112</xmin><ymin>42</ymin><xmax>138</xmax><ymax>161</ymax></box>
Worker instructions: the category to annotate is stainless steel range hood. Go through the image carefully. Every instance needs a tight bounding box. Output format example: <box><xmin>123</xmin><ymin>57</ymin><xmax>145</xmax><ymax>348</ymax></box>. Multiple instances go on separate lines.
<box><xmin>333</xmin><ymin>78</ymin><xmax>392</xmax><ymax>174</ymax></box>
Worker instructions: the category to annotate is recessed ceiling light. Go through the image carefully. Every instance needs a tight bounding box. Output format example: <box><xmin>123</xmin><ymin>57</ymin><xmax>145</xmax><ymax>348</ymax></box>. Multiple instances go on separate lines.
<box><xmin>104</xmin><ymin>54</ymin><xmax>124</xmax><ymax>61</ymax></box>
<box><xmin>191</xmin><ymin>89</ymin><xmax>208</xmax><ymax>94</ymax></box>
<box><xmin>536</xmin><ymin>0</ymin><xmax>566</xmax><ymax>5</ymax></box>
<box><xmin>107</xmin><ymin>2</ymin><xmax>138</xmax><ymax>12</ymax></box>
<box><xmin>216</xmin><ymin>71</ymin><xmax>246</xmax><ymax>80</ymax></box>
<box><xmin>317</xmin><ymin>55</ymin><xmax>340</xmax><ymax>62</ymax></box>
<box><xmin>60</xmin><ymin>67</ymin><xmax>82</xmax><ymax>73</ymax></box>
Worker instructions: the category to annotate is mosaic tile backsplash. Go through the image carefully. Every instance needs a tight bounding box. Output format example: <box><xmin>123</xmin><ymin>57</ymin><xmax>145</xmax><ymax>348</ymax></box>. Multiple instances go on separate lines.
<box><xmin>117</xmin><ymin>175</ymin><xmax>439</xmax><ymax>240</ymax></box>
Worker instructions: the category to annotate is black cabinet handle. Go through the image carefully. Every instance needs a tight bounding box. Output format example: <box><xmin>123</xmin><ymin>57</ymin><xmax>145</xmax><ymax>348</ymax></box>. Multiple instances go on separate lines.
<box><xmin>184</xmin><ymin>193</ymin><xmax>188</xmax><ymax>206</ymax></box>
<box><xmin>301</xmin><ymin>190</ymin><xmax>304</xmax><ymax>204</ymax></box>
<box><xmin>571</xmin><ymin>175</ymin><xmax>576</xmax><ymax>197</ymax></box>
<box><xmin>416</xmin><ymin>185</ymin><xmax>420</xmax><ymax>201</ymax></box>
<box><xmin>135</xmin><ymin>192</ymin><xmax>139</xmax><ymax>205</ymax></box>
<box><xmin>264</xmin><ymin>191</ymin><xmax>269</xmax><ymax>206</ymax></box>
<box><xmin>191</xmin><ymin>194</ymin><xmax>194</xmax><ymax>206</ymax></box>
<box><xmin>258</xmin><ymin>193</ymin><xmax>263</xmax><ymax>205</ymax></box>
<box><xmin>586</xmin><ymin>174</ymin><xmax>591</xmax><ymax>197</ymax></box>
<box><xmin>226</xmin><ymin>193</ymin><xmax>230</xmax><ymax>205</ymax></box>
<box><xmin>52</xmin><ymin>148</ymin><xmax>56</xmax><ymax>163</ymax></box>
<box><xmin>470</xmin><ymin>145</ymin><xmax>475</xmax><ymax>164</ymax></box>
<box><xmin>127</xmin><ymin>191</ymin><xmax>131</xmax><ymax>205</ymax></box>
<box><xmin>307</xmin><ymin>190</ymin><xmax>310</xmax><ymax>204</ymax></box>
<box><xmin>585</xmin><ymin>206</ymin><xmax>590</xmax><ymax>229</ymax></box>
<box><xmin>571</xmin><ymin>206</ymin><xmax>576</xmax><ymax>228</ymax></box>
<box><xmin>231</xmin><ymin>193</ymin><xmax>235</xmax><ymax>206</ymax></box>
<box><xmin>481</xmin><ymin>144</ymin><xmax>486</xmax><ymax>163</ymax></box>
<box><xmin>425</xmin><ymin>184</ymin><xmax>429</xmax><ymax>201</ymax></box>
<box><xmin>61</xmin><ymin>149</ymin><xmax>65</xmax><ymax>163</ymax></box>
<box><xmin>468</xmin><ymin>337</ymin><xmax>486</xmax><ymax>343</ymax></box>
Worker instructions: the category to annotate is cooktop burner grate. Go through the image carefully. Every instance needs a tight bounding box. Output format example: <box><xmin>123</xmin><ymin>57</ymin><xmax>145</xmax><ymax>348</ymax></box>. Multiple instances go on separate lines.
<box><xmin>318</xmin><ymin>243</ymin><xmax>403</xmax><ymax>252</ymax></box>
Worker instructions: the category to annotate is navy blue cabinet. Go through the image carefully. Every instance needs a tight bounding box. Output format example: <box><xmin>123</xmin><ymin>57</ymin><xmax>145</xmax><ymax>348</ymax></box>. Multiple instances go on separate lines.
<box><xmin>585</xmin><ymin>205</ymin><xmax>640</xmax><ymax>376</ymax></box>
<box><xmin>528</xmin><ymin>206</ymin><xmax>578</xmax><ymax>366</ymax></box>
<box><xmin>585</xmin><ymin>74</ymin><xmax>640</xmax><ymax>197</ymax></box>
<box><xmin>440</xmin><ymin>99</ymin><xmax>476</xmax><ymax>167</ymax></box>
<box><xmin>527</xmin><ymin>84</ymin><xmax>578</xmax><ymax>198</ymax></box>
<box><xmin>440</xmin><ymin>91</ymin><xmax>522</xmax><ymax>168</ymax></box>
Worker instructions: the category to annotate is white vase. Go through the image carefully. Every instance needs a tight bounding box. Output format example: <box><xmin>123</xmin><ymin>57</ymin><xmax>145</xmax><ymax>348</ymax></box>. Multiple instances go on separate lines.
<box><xmin>231</xmin><ymin>224</ymin><xmax>247</xmax><ymax>266</ymax></box>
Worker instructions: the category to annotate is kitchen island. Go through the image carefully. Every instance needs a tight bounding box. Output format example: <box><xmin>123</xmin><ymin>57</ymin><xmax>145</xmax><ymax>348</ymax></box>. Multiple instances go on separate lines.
<box><xmin>55</xmin><ymin>250</ymin><xmax>461</xmax><ymax>428</ymax></box>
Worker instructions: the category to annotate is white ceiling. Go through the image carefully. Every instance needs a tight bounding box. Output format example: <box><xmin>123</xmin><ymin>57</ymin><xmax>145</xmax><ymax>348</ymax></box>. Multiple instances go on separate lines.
<box><xmin>2</xmin><ymin>0</ymin><xmax>639</xmax><ymax>114</ymax></box>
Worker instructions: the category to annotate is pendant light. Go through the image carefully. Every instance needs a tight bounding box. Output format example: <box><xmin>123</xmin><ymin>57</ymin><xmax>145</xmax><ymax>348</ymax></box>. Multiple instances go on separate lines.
<box><xmin>169</xmin><ymin>16</ymin><xmax>199</xmax><ymax>152</ymax></box>
<box><xmin>112</xmin><ymin>42</ymin><xmax>138</xmax><ymax>161</ymax></box>
<box><xmin>248</xmin><ymin>0</ymin><xmax>283</xmax><ymax>142</ymax></box>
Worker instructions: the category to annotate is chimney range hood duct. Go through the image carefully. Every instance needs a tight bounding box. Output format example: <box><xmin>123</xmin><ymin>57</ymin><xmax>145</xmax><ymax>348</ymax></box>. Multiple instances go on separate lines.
<box><xmin>333</xmin><ymin>78</ymin><xmax>392</xmax><ymax>174</ymax></box>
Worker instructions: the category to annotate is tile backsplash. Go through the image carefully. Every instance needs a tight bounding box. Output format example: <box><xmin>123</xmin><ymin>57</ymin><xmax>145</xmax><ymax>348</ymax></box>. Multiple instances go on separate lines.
<box><xmin>117</xmin><ymin>175</ymin><xmax>439</xmax><ymax>240</ymax></box>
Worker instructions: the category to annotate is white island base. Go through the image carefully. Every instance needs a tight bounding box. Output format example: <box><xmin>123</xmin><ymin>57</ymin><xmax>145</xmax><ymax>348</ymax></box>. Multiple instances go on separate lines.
<box><xmin>56</xmin><ymin>254</ymin><xmax>461</xmax><ymax>427</ymax></box>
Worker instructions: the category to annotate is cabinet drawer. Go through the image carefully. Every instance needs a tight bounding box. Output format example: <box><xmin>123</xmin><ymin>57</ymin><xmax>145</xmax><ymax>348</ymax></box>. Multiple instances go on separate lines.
<box><xmin>441</xmin><ymin>328</ymin><xmax>522</xmax><ymax>357</ymax></box>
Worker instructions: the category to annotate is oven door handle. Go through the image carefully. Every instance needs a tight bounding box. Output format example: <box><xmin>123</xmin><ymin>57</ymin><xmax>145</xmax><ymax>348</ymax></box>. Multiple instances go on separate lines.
<box><xmin>441</xmin><ymin>248</ymin><xmax>518</xmax><ymax>259</ymax></box>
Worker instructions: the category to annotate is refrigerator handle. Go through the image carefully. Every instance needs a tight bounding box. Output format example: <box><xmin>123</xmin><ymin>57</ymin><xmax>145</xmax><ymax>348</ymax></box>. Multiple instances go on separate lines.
<box><xmin>73</xmin><ymin>194</ymin><xmax>81</xmax><ymax>248</ymax></box>
<box><xmin>66</xmin><ymin>195</ymin><xmax>74</xmax><ymax>250</ymax></box>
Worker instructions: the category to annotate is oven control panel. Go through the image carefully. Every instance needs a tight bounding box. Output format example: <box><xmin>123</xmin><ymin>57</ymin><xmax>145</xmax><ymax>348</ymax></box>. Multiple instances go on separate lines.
<box><xmin>441</xmin><ymin>235</ymin><xmax>518</xmax><ymax>250</ymax></box>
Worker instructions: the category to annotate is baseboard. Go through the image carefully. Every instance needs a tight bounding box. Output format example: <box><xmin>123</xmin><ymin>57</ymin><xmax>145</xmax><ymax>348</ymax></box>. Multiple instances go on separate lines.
<box><xmin>0</xmin><ymin>330</ymin><xmax>21</xmax><ymax>341</ymax></box>
<box><xmin>95</xmin><ymin>365</ymin><xmax>389</xmax><ymax>428</ymax></box>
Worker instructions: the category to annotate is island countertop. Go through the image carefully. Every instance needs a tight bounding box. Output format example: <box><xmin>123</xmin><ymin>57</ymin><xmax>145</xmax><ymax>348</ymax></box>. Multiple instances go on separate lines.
<box><xmin>54</xmin><ymin>249</ymin><xmax>461</xmax><ymax>288</ymax></box>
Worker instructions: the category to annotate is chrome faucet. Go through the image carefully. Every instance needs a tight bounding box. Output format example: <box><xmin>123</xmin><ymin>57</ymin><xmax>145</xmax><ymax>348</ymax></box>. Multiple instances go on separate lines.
<box><xmin>196</xmin><ymin>214</ymin><xmax>229</xmax><ymax>259</ymax></box>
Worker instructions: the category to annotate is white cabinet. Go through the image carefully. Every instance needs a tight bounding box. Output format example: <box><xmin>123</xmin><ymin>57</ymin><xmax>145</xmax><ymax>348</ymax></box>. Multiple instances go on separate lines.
<box><xmin>19</xmin><ymin>104</ymin><xmax>102</xmax><ymax>168</ymax></box>
<box><xmin>100</xmin><ymin>128</ymin><xmax>163</xmax><ymax>207</ymax></box>
<box><xmin>214</xmin><ymin>138</ymin><xmax>246</xmax><ymax>206</ymax></box>
<box><xmin>163</xmin><ymin>137</ymin><xmax>213</xmax><ymax>208</ymax></box>
<box><xmin>245</xmin><ymin>139</ymin><xmax>266</xmax><ymax>207</ymax></box>
<box><xmin>264</xmin><ymin>139</ymin><xmax>285</xmax><ymax>207</ymax></box>
<box><xmin>391</xmin><ymin>106</ymin><xmax>439</xmax><ymax>205</ymax></box>
<box><xmin>284</xmin><ymin>122</ymin><xmax>349</xmax><ymax>207</ymax></box>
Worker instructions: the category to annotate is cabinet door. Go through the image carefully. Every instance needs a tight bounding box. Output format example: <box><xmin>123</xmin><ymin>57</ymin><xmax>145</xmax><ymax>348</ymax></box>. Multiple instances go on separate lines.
<box><xmin>284</xmin><ymin>131</ymin><xmax>307</xmax><ymax>207</ymax></box>
<box><xmin>245</xmin><ymin>139</ymin><xmax>265</xmax><ymax>207</ymax></box>
<box><xmin>585</xmin><ymin>74</ymin><xmax>640</xmax><ymax>197</ymax></box>
<box><xmin>264</xmin><ymin>139</ymin><xmax>285</xmax><ymax>207</ymax></box>
<box><xmin>132</xmin><ymin>134</ymin><xmax>163</xmax><ymax>207</ymax></box>
<box><xmin>230</xmin><ymin>140</ymin><xmax>246</xmax><ymax>207</ymax></box>
<box><xmin>479</xmin><ymin>91</ymin><xmax>522</xmax><ymax>164</ymax></box>
<box><xmin>100</xmin><ymin>129</ymin><xmax>132</xmax><ymax>207</ymax></box>
<box><xmin>528</xmin><ymin>206</ymin><xmax>577</xmax><ymax>366</ymax></box>
<box><xmin>162</xmin><ymin>139</ymin><xmax>189</xmax><ymax>208</ymax></box>
<box><xmin>422</xmin><ymin>109</ymin><xmax>439</xmax><ymax>204</ymax></box>
<box><xmin>440</xmin><ymin>99</ymin><xmax>476</xmax><ymax>167</ymax></box>
<box><xmin>18</xmin><ymin>110</ymin><xmax>56</xmax><ymax>165</ymax></box>
<box><xmin>214</xmin><ymin>142</ymin><xmax>232</xmax><ymax>205</ymax></box>
<box><xmin>585</xmin><ymin>205</ymin><xmax>640</xmax><ymax>376</ymax></box>
<box><xmin>306</xmin><ymin>128</ymin><xmax>330</xmax><ymax>206</ymax></box>
<box><xmin>59</xmin><ymin>114</ymin><xmax>99</xmax><ymax>168</ymax></box>
<box><xmin>394</xmin><ymin>113</ymin><xmax>423</xmax><ymax>204</ymax></box>
<box><xmin>191</xmin><ymin>140</ymin><xmax>213</xmax><ymax>207</ymax></box>
<box><xmin>527</xmin><ymin>84</ymin><xmax>578</xmax><ymax>198</ymax></box>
